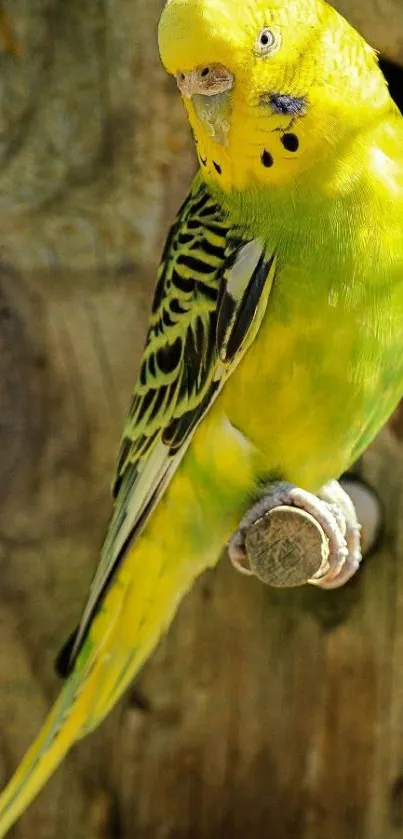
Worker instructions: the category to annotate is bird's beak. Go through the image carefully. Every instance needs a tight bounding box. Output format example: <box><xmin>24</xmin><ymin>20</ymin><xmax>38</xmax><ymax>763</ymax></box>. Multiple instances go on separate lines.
<box><xmin>176</xmin><ymin>64</ymin><xmax>233</xmax><ymax>147</ymax></box>
<box><xmin>176</xmin><ymin>64</ymin><xmax>234</xmax><ymax>98</ymax></box>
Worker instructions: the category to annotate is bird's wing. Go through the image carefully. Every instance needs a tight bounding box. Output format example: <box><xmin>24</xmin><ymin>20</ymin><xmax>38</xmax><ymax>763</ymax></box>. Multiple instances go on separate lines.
<box><xmin>64</xmin><ymin>176</ymin><xmax>277</xmax><ymax>671</ymax></box>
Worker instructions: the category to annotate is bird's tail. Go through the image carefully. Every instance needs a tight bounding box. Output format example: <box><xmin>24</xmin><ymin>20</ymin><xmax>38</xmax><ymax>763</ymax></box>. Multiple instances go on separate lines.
<box><xmin>0</xmin><ymin>671</ymin><xmax>87</xmax><ymax>839</ymax></box>
<box><xmin>0</xmin><ymin>414</ymin><xmax>257</xmax><ymax>837</ymax></box>
<box><xmin>0</xmin><ymin>533</ymin><xmax>219</xmax><ymax>838</ymax></box>
<box><xmin>0</xmin><ymin>533</ymin><xmax>211</xmax><ymax>839</ymax></box>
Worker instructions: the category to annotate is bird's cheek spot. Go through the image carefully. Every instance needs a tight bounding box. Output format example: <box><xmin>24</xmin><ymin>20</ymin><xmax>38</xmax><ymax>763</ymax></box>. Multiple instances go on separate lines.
<box><xmin>263</xmin><ymin>93</ymin><xmax>307</xmax><ymax>116</ymax></box>
<box><xmin>213</xmin><ymin>161</ymin><xmax>222</xmax><ymax>175</ymax></box>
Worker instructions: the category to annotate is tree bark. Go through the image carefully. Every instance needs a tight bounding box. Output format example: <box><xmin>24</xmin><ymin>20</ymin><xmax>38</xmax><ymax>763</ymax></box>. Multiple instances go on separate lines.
<box><xmin>1</xmin><ymin>1</ymin><xmax>403</xmax><ymax>837</ymax></box>
<box><xmin>336</xmin><ymin>0</ymin><xmax>403</xmax><ymax>62</ymax></box>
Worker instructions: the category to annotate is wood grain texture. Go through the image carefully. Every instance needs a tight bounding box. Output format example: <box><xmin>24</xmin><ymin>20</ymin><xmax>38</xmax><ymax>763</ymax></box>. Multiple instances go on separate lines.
<box><xmin>0</xmin><ymin>1</ymin><xmax>403</xmax><ymax>837</ymax></box>
<box><xmin>244</xmin><ymin>506</ymin><xmax>329</xmax><ymax>586</ymax></box>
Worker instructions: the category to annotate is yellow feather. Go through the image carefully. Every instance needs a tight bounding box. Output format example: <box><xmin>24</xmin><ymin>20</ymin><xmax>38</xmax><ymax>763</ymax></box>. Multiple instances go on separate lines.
<box><xmin>2</xmin><ymin>0</ymin><xmax>403</xmax><ymax>834</ymax></box>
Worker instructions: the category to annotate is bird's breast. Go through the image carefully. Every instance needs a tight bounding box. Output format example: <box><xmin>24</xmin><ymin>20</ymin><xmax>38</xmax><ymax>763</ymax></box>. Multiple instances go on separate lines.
<box><xmin>220</xmin><ymin>256</ymin><xmax>403</xmax><ymax>490</ymax></box>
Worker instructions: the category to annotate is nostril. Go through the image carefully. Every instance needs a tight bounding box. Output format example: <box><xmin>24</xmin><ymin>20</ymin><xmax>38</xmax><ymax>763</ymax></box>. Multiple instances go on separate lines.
<box><xmin>200</xmin><ymin>67</ymin><xmax>210</xmax><ymax>78</ymax></box>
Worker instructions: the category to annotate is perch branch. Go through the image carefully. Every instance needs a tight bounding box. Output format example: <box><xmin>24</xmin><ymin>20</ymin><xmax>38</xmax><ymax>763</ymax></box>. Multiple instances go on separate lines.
<box><xmin>229</xmin><ymin>478</ymin><xmax>381</xmax><ymax>589</ymax></box>
<box><xmin>244</xmin><ymin>506</ymin><xmax>330</xmax><ymax>588</ymax></box>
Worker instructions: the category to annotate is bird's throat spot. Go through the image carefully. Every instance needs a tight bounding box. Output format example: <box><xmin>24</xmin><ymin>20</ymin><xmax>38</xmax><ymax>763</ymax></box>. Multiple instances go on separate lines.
<box><xmin>197</xmin><ymin>147</ymin><xmax>223</xmax><ymax>177</ymax></box>
<box><xmin>281</xmin><ymin>133</ymin><xmax>299</xmax><ymax>152</ymax></box>
<box><xmin>261</xmin><ymin>150</ymin><xmax>274</xmax><ymax>168</ymax></box>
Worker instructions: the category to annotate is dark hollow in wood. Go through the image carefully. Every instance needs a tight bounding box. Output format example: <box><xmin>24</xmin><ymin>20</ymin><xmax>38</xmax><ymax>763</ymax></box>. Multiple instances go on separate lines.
<box><xmin>244</xmin><ymin>506</ymin><xmax>329</xmax><ymax>587</ymax></box>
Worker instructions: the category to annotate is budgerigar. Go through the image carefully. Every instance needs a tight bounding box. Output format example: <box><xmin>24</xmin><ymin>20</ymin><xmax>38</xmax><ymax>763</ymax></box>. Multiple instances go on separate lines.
<box><xmin>1</xmin><ymin>0</ymin><xmax>403</xmax><ymax>833</ymax></box>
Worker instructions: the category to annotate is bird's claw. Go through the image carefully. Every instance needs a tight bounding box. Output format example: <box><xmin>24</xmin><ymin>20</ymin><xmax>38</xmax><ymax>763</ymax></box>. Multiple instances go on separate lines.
<box><xmin>311</xmin><ymin>480</ymin><xmax>362</xmax><ymax>588</ymax></box>
<box><xmin>228</xmin><ymin>478</ymin><xmax>367</xmax><ymax>589</ymax></box>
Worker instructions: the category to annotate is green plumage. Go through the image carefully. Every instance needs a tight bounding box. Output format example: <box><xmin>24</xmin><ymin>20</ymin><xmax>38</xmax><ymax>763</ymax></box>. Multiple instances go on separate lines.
<box><xmin>1</xmin><ymin>0</ymin><xmax>403</xmax><ymax>835</ymax></box>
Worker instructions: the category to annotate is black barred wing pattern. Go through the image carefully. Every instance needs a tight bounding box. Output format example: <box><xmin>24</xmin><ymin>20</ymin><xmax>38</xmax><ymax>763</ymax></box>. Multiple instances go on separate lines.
<box><xmin>114</xmin><ymin>178</ymin><xmax>229</xmax><ymax>489</ymax></box>
<box><xmin>65</xmin><ymin>176</ymin><xmax>277</xmax><ymax>672</ymax></box>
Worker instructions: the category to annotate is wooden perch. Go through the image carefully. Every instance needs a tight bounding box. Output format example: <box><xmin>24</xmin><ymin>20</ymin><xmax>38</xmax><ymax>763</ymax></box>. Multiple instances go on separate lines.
<box><xmin>244</xmin><ymin>506</ymin><xmax>330</xmax><ymax>588</ymax></box>
<box><xmin>0</xmin><ymin>1</ymin><xmax>401</xmax><ymax>838</ymax></box>
<box><xmin>237</xmin><ymin>478</ymin><xmax>381</xmax><ymax>589</ymax></box>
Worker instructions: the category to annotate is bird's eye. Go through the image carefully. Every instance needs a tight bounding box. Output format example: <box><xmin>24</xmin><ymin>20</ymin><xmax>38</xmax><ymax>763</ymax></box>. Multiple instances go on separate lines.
<box><xmin>255</xmin><ymin>28</ymin><xmax>278</xmax><ymax>57</ymax></box>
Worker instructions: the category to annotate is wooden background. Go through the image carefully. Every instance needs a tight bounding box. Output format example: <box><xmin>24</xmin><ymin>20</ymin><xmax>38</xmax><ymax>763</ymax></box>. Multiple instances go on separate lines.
<box><xmin>1</xmin><ymin>1</ymin><xmax>403</xmax><ymax>837</ymax></box>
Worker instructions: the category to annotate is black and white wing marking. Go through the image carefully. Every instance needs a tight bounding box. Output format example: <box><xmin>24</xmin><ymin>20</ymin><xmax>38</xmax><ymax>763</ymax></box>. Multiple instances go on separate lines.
<box><xmin>61</xmin><ymin>176</ymin><xmax>277</xmax><ymax>673</ymax></box>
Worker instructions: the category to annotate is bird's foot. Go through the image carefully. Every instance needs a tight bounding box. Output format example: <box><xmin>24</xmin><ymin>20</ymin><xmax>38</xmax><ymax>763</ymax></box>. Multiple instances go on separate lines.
<box><xmin>228</xmin><ymin>478</ymin><xmax>380</xmax><ymax>589</ymax></box>
<box><xmin>313</xmin><ymin>479</ymin><xmax>361</xmax><ymax>589</ymax></box>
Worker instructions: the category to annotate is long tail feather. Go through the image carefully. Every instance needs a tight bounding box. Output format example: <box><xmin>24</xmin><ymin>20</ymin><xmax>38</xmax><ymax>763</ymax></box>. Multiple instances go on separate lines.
<box><xmin>0</xmin><ymin>674</ymin><xmax>86</xmax><ymax>839</ymax></box>
<box><xmin>0</xmin><ymin>537</ymin><xmax>215</xmax><ymax>838</ymax></box>
<box><xmin>0</xmin><ymin>413</ymin><xmax>255</xmax><ymax>837</ymax></box>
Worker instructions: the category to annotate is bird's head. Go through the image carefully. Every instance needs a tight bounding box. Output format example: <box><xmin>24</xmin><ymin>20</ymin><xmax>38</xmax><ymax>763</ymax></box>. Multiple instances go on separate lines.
<box><xmin>158</xmin><ymin>0</ymin><xmax>391</xmax><ymax>196</ymax></box>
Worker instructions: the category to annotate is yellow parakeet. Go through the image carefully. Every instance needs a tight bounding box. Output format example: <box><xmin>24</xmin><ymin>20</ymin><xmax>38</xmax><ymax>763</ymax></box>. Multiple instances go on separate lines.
<box><xmin>1</xmin><ymin>0</ymin><xmax>403</xmax><ymax>833</ymax></box>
